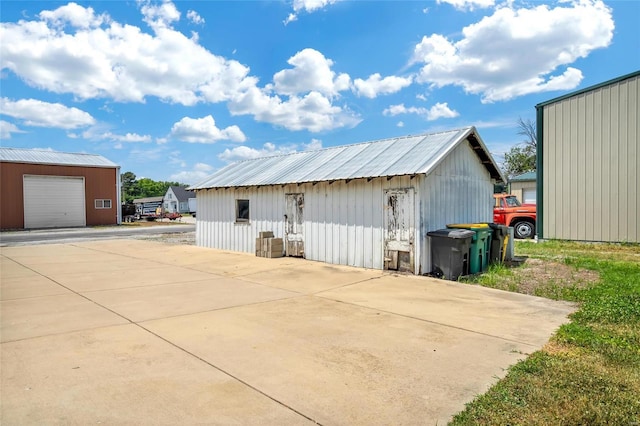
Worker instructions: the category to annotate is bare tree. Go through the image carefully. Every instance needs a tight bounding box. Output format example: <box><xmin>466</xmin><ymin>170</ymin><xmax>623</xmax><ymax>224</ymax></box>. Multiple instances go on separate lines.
<box><xmin>516</xmin><ymin>117</ymin><xmax>537</xmax><ymax>148</ymax></box>
<box><xmin>503</xmin><ymin>117</ymin><xmax>537</xmax><ymax>179</ymax></box>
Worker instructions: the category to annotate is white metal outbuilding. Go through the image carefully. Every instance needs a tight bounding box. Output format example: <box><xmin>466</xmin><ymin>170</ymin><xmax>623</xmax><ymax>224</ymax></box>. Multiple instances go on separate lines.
<box><xmin>190</xmin><ymin>127</ymin><xmax>504</xmax><ymax>274</ymax></box>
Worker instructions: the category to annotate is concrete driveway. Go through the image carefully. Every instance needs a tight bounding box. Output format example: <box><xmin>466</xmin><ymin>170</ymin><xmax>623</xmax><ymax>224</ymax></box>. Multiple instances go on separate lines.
<box><xmin>1</xmin><ymin>240</ymin><xmax>575</xmax><ymax>425</ymax></box>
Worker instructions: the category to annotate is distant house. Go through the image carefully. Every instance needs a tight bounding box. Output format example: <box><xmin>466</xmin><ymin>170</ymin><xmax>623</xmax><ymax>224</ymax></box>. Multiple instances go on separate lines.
<box><xmin>536</xmin><ymin>70</ymin><xmax>639</xmax><ymax>243</ymax></box>
<box><xmin>190</xmin><ymin>127</ymin><xmax>504</xmax><ymax>274</ymax></box>
<box><xmin>509</xmin><ymin>171</ymin><xmax>536</xmax><ymax>204</ymax></box>
<box><xmin>163</xmin><ymin>186</ymin><xmax>195</xmax><ymax>214</ymax></box>
<box><xmin>0</xmin><ymin>147</ymin><xmax>120</xmax><ymax>230</ymax></box>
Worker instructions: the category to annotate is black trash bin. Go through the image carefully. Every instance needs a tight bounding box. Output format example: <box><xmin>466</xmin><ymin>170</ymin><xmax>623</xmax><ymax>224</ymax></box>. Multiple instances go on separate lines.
<box><xmin>427</xmin><ymin>229</ymin><xmax>475</xmax><ymax>280</ymax></box>
<box><xmin>488</xmin><ymin>223</ymin><xmax>510</xmax><ymax>264</ymax></box>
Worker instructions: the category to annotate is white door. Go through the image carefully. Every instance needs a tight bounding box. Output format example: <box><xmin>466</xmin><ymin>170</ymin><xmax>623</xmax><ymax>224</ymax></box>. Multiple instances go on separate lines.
<box><xmin>23</xmin><ymin>175</ymin><xmax>86</xmax><ymax>228</ymax></box>
<box><xmin>384</xmin><ymin>188</ymin><xmax>414</xmax><ymax>273</ymax></box>
<box><xmin>285</xmin><ymin>193</ymin><xmax>304</xmax><ymax>257</ymax></box>
<box><xmin>523</xmin><ymin>188</ymin><xmax>537</xmax><ymax>204</ymax></box>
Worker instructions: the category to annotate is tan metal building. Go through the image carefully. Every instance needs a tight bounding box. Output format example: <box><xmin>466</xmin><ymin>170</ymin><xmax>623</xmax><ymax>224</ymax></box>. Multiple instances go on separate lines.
<box><xmin>0</xmin><ymin>148</ymin><xmax>121</xmax><ymax>230</ymax></box>
<box><xmin>536</xmin><ymin>70</ymin><xmax>639</xmax><ymax>243</ymax></box>
<box><xmin>509</xmin><ymin>171</ymin><xmax>536</xmax><ymax>204</ymax></box>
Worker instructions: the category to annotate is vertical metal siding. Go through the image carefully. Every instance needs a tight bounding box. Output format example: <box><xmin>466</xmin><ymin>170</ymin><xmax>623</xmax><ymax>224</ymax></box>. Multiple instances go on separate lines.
<box><xmin>542</xmin><ymin>74</ymin><xmax>639</xmax><ymax>243</ymax></box>
<box><xmin>195</xmin><ymin>176</ymin><xmax>416</xmax><ymax>271</ymax></box>
<box><xmin>419</xmin><ymin>140</ymin><xmax>494</xmax><ymax>273</ymax></box>
<box><xmin>194</xmin><ymin>141</ymin><xmax>495</xmax><ymax>272</ymax></box>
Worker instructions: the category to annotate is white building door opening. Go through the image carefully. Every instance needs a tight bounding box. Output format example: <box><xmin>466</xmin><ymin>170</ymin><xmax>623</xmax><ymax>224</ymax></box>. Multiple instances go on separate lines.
<box><xmin>384</xmin><ymin>188</ymin><xmax>414</xmax><ymax>273</ymax></box>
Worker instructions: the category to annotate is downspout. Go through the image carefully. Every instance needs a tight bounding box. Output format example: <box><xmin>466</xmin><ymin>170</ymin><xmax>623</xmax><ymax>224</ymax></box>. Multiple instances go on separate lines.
<box><xmin>536</xmin><ymin>105</ymin><xmax>544</xmax><ymax>240</ymax></box>
<box><xmin>116</xmin><ymin>166</ymin><xmax>122</xmax><ymax>225</ymax></box>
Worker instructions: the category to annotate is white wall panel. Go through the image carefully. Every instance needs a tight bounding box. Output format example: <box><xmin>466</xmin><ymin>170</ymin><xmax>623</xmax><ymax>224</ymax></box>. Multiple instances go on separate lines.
<box><xmin>418</xmin><ymin>141</ymin><xmax>494</xmax><ymax>274</ymax></box>
<box><xmin>194</xmin><ymin>141</ymin><xmax>495</xmax><ymax>274</ymax></box>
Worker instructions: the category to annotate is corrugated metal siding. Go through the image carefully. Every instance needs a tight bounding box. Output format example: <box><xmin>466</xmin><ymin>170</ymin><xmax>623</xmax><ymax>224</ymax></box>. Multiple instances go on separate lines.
<box><xmin>190</xmin><ymin>128</ymin><xmax>504</xmax><ymax>189</ymax></box>
<box><xmin>196</xmin><ymin>176</ymin><xmax>416</xmax><ymax>271</ymax></box>
<box><xmin>1</xmin><ymin>162</ymin><xmax>119</xmax><ymax>229</ymax></box>
<box><xmin>0</xmin><ymin>148</ymin><xmax>117</xmax><ymax>168</ymax></box>
<box><xmin>195</xmin><ymin>139</ymin><xmax>494</xmax><ymax>274</ymax></box>
<box><xmin>542</xmin><ymin>73</ymin><xmax>639</xmax><ymax>242</ymax></box>
<box><xmin>419</xmin><ymin>141</ymin><xmax>494</xmax><ymax>273</ymax></box>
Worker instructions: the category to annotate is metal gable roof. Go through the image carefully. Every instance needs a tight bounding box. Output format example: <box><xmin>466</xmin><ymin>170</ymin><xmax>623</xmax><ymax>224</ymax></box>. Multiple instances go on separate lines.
<box><xmin>0</xmin><ymin>147</ymin><xmax>118</xmax><ymax>168</ymax></box>
<box><xmin>190</xmin><ymin>127</ymin><xmax>504</xmax><ymax>190</ymax></box>
<box><xmin>509</xmin><ymin>171</ymin><xmax>537</xmax><ymax>182</ymax></box>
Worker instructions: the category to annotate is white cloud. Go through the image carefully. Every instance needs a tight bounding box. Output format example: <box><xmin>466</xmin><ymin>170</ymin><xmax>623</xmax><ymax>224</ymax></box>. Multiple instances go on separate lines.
<box><xmin>0</xmin><ymin>2</ymin><xmax>254</xmax><ymax>106</ymax></box>
<box><xmin>426</xmin><ymin>102</ymin><xmax>459</xmax><ymax>120</ymax></box>
<box><xmin>396</xmin><ymin>121</ymin><xmax>405</xmax><ymax>128</ymax></box>
<box><xmin>229</xmin><ymin>88</ymin><xmax>360</xmax><ymax>132</ymax></box>
<box><xmin>353</xmin><ymin>73</ymin><xmax>413</xmax><ymax>98</ymax></box>
<box><xmin>186</xmin><ymin>10</ymin><xmax>204</xmax><ymax>25</ymax></box>
<box><xmin>39</xmin><ymin>2</ymin><xmax>109</xmax><ymax>28</ymax></box>
<box><xmin>0</xmin><ymin>98</ymin><xmax>95</xmax><ymax>129</ymax></box>
<box><xmin>273</xmin><ymin>49</ymin><xmax>350</xmax><ymax>97</ymax></box>
<box><xmin>81</xmin><ymin>128</ymin><xmax>151</xmax><ymax>142</ymax></box>
<box><xmin>139</xmin><ymin>1</ymin><xmax>180</xmax><ymax>29</ymax></box>
<box><xmin>219</xmin><ymin>138</ymin><xmax>323</xmax><ymax>162</ymax></box>
<box><xmin>169</xmin><ymin>115</ymin><xmax>246</xmax><ymax>143</ymax></box>
<box><xmin>286</xmin><ymin>0</ymin><xmax>339</xmax><ymax>23</ymax></box>
<box><xmin>437</xmin><ymin>0</ymin><xmax>495</xmax><ymax>11</ymax></box>
<box><xmin>412</xmin><ymin>0</ymin><xmax>613</xmax><ymax>102</ymax></box>
<box><xmin>0</xmin><ymin>120</ymin><xmax>25</xmax><ymax>139</ymax></box>
<box><xmin>1</xmin><ymin>3</ymin><xmax>357</xmax><ymax>133</ymax></box>
<box><xmin>303</xmin><ymin>138</ymin><xmax>323</xmax><ymax>151</ymax></box>
<box><xmin>383</xmin><ymin>102</ymin><xmax>459</xmax><ymax>121</ymax></box>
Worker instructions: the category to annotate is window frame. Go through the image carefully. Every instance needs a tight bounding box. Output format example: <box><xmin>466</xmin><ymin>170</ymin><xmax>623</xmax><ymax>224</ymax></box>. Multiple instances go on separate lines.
<box><xmin>94</xmin><ymin>199</ymin><xmax>112</xmax><ymax>209</ymax></box>
<box><xmin>235</xmin><ymin>199</ymin><xmax>250</xmax><ymax>223</ymax></box>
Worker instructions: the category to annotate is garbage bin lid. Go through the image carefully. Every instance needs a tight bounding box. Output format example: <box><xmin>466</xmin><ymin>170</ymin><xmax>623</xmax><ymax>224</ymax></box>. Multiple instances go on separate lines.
<box><xmin>447</xmin><ymin>223</ymin><xmax>490</xmax><ymax>229</ymax></box>
<box><xmin>427</xmin><ymin>229</ymin><xmax>476</xmax><ymax>239</ymax></box>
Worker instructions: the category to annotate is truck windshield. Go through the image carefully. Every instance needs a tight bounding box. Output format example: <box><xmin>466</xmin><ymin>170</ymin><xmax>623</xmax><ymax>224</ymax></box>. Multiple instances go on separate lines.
<box><xmin>505</xmin><ymin>196</ymin><xmax>522</xmax><ymax>207</ymax></box>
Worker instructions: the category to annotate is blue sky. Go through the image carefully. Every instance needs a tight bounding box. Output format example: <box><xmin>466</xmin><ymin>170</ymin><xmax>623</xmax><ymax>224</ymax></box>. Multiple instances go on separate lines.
<box><xmin>1</xmin><ymin>0</ymin><xmax>638</xmax><ymax>184</ymax></box>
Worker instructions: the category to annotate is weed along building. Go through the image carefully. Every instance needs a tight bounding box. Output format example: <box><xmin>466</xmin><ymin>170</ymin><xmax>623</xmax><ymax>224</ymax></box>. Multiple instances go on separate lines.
<box><xmin>536</xmin><ymin>70</ymin><xmax>640</xmax><ymax>243</ymax></box>
<box><xmin>191</xmin><ymin>127</ymin><xmax>504</xmax><ymax>274</ymax></box>
<box><xmin>0</xmin><ymin>147</ymin><xmax>121</xmax><ymax>230</ymax></box>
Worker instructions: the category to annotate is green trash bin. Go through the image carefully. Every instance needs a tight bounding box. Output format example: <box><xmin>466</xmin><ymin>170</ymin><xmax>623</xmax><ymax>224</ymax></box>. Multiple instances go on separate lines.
<box><xmin>488</xmin><ymin>223</ymin><xmax>509</xmax><ymax>264</ymax></box>
<box><xmin>447</xmin><ymin>223</ymin><xmax>492</xmax><ymax>273</ymax></box>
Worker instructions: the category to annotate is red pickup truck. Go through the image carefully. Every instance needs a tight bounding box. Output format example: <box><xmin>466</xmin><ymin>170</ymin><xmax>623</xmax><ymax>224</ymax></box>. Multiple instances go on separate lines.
<box><xmin>493</xmin><ymin>194</ymin><xmax>536</xmax><ymax>239</ymax></box>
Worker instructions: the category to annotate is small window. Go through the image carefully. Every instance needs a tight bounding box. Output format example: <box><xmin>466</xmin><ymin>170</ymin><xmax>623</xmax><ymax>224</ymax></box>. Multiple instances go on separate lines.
<box><xmin>95</xmin><ymin>199</ymin><xmax>112</xmax><ymax>209</ymax></box>
<box><xmin>236</xmin><ymin>199</ymin><xmax>250</xmax><ymax>222</ymax></box>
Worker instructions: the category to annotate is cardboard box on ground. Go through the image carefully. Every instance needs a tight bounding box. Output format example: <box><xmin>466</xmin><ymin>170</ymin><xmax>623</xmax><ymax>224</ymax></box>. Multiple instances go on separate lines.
<box><xmin>255</xmin><ymin>231</ymin><xmax>284</xmax><ymax>258</ymax></box>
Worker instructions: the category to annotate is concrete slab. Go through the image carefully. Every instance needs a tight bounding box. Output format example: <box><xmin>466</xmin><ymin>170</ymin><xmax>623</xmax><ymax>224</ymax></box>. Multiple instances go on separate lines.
<box><xmin>84</xmin><ymin>278</ymin><xmax>300</xmax><ymax>322</ymax></box>
<box><xmin>1</xmin><ymin>293</ymin><xmax>128</xmax><ymax>342</ymax></box>
<box><xmin>238</xmin><ymin>261</ymin><xmax>384</xmax><ymax>294</ymax></box>
<box><xmin>1</xmin><ymin>257</ymin><xmax>37</xmax><ymax>279</ymax></box>
<box><xmin>1</xmin><ymin>274</ymin><xmax>71</xmax><ymax>300</ymax></box>
<box><xmin>145</xmin><ymin>296</ymin><xmax>530</xmax><ymax>425</ymax></box>
<box><xmin>43</xmin><ymin>265</ymin><xmax>221</xmax><ymax>292</ymax></box>
<box><xmin>1</xmin><ymin>324</ymin><xmax>313</xmax><ymax>425</ymax></box>
<box><xmin>0</xmin><ymin>239</ymin><xmax>576</xmax><ymax>424</ymax></box>
<box><xmin>317</xmin><ymin>274</ymin><xmax>576</xmax><ymax>346</ymax></box>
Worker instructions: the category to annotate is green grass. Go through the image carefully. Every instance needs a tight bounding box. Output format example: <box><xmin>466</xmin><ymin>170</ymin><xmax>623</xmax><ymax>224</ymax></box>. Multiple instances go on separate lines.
<box><xmin>451</xmin><ymin>240</ymin><xmax>640</xmax><ymax>425</ymax></box>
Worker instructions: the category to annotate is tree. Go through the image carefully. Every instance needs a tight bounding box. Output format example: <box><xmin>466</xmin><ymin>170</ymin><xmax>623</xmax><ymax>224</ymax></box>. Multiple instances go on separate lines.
<box><xmin>120</xmin><ymin>171</ymin><xmax>137</xmax><ymax>203</ymax></box>
<box><xmin>503</xmin><ymin>117</ymin><xmax>537</xmax><ymax>179</ymax></box>
<box><xmin>120</xmin><ymin>171</ymin><xmax>188</xmax><ymax>203</ymax></box>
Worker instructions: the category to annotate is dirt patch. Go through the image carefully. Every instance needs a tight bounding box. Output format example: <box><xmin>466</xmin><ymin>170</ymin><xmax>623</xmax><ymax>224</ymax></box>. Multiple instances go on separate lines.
<box><xmin>503</xmin><ymin>257</ymin><xmax>599</xmax><ymax>299</ymax></box>
<box><xmin>135</xmin><ymin>231</ymin><xmax>196</xmax><ymax>245</ymax></box>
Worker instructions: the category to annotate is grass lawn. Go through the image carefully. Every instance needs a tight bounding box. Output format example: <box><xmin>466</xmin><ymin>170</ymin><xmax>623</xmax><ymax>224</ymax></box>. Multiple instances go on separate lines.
<box><xmin>451</xmin><ymin>240</ymin><xmax>640</xmax><ymax>425</ymax></box>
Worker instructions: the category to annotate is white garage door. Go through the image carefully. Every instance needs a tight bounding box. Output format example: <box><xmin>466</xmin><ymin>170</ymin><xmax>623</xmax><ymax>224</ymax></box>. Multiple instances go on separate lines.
<box><xmin>23</xmin><ymin>175</ymin><xmax>86</xmax><ymax>228</ymax></box>
<box><xmin>523</xmin><ymin>188</ymin><xmax>537</xmax><ymax>204</ymax></box>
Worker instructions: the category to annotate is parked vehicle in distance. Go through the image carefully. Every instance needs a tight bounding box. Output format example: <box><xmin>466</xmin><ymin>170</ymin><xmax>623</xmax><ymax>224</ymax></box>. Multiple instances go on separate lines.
<box><xmin>493</xmin><ymin>194</ymin><xmax>537</xmax><ymax>239</ymax></box>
